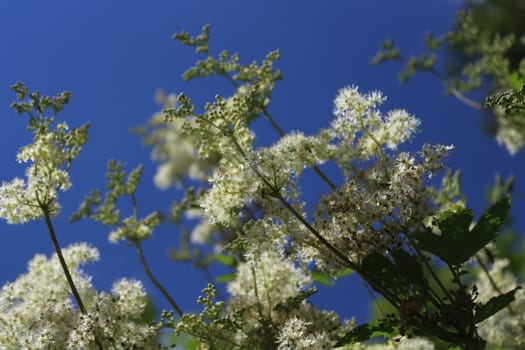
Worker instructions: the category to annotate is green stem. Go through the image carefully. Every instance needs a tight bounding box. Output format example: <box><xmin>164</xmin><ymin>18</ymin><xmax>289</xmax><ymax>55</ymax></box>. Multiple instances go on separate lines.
<box><xmin>40</xmin><ymin>204</ymin><xmax>105</xmax><ymax>350</ymax></box>
<box><xmin>42</xmin><ymin>206</ymin><xmax>87</xmax><ymax>314</ymax></box>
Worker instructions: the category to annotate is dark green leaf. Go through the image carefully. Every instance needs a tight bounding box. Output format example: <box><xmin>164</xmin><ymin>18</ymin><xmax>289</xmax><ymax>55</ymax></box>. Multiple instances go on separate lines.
<box><xmin>437</xmin><ymin>205</ymin><xmax>473</xmax><ymax>238</ymax></box>
<box><xmin>474</xmin><ymin>286</ymin><xmax>521</xmax><ymax>323</ymax></box>
<box><xmin>335</xmin><ymin>320</ymin><xmax>398</xmax><ymax>346</ymax></box>
<box><xmin>414</xmin><ymin>198</ymin><xmax>510</xmax><ymax>266</ymax></box>
<box><xmin>391</xmin><ymin>249</ymin><xmax>428</xmax><ymax>290</ymax></box>
<box><xmin>361</xmin><ymin>253</ymin><xmax>408</xmax><ymax>295</ymax></box>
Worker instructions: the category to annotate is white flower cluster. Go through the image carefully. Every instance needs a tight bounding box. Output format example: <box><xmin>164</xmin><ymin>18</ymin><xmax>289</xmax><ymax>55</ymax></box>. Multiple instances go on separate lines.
<box><xmin>226</xmin><ymin>244</ymin><xmax>348</xmax><ymax>348</ymax></box>
<box><xmin>0</xmin><ymin>119</ymin><xmax>88</xmax><ymax>224</ymax></box>
<box><xmin>330</xmin><ymin>86</ymin><xmax>420</xmax><ymax>166</ymax></box>
<box><xmin>146</xmin><ymin>91</ymin><xmax>219</xmax><ymax>189</ymax></box>
<box><xmin>473</xmin><ymin>258</ymin><xmax>525</xmax><ymax>348</ymax></box>
<box><xmin>0</xmin><ymin>243</ymin><xmax>161</xmax><ymax>349</ymax></box>
<box><xmin>495</xmin><ymin>113</ymin><xmax>525</xmax><ymax>155</ymax></box>
<box><xmin>314</xmin><ymin>145</ymin><xmax>451</xmax><ymax>264</ymax></box>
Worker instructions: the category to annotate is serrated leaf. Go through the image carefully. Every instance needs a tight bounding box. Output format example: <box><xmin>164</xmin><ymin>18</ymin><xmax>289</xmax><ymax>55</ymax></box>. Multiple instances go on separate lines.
<box><xmin>335</xmin><ymin>320</ymin><xmax>398</xmax><ymax>346</ymax></box>
<box><xmin>414</xmin><ymin>197</ymin><xmax>510</xmax><ymax>266</ymax></box>
<box><xmin>473</xmin><ymin>286</ymin><xmax>521</xmax><ymax>323</ymax></box>
<box><xmin>215</xmin><ymin>272</ymin><xmax>237</xmax><ymax>283</ymax></box>
<box><xmin>391</xmin><ymin>249</ymin><xmax>428</xmax><ymax>290</ymax></box>
<box><xmin>471</xmin><ymin>195</ymin><xmax>510</xmax><ymax>242</ymax></box>
<box><xmin>213</xmin><ymin>254</ymin><xmax>237</xmax><ymax>267</ymax></box>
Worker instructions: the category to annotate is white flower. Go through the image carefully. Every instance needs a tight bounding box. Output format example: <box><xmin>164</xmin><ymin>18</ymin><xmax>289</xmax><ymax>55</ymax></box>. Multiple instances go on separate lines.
<box><xmin>0</xmin><ymin>243</ymin><xmax>162</xmax><ymax>349</ymax></box>
<box><xmin>0</xmin><ymin>119</ymin><xmax>88</xmax><ymax>224</ymax></box>
<box><xmin>200</xmin><ymin>164</ymin><xmax>260</xmax><ymax>226</ymax></box>
<box><xmin>330</xmin><ymin>86</ymin><xmax>421</xmax><ymax>166</ymax></box>
<box><xmin>277</xmin><ymin>317</ymin><xmax>331</xmax><ymax>350</ymax></box>
<box><xmin>495</xmin><ymin>115</ymin><xmax>525</xmax><ymax>155</ymax></box>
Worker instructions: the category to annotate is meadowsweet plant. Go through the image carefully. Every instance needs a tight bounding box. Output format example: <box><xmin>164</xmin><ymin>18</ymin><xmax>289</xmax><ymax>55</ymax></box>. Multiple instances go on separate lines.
<box><xmin>0</xmin><ymin>84</ymin><xmax>170</xmax><ymax>349</ymax></box>
<box><xmin>0</xmin><ymin>13</ymin><xmax>523</xmax><ymax>350</ymax></box>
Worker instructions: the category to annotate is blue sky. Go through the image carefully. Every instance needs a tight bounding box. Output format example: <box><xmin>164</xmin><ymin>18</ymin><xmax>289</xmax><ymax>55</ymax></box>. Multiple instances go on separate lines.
<box><xmin>0</xmin><ymin>1</ymin><xmax>523</xmax><ymax>325</ymax></box>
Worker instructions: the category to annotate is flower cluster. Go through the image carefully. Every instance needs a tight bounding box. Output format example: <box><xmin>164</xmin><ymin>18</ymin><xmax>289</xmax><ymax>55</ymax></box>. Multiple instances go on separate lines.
<box><xmin>0</xmin><ymin>86</ymin><xmax>88</xmax><ymax>224</ymax></box>
<box><xmin>0</xmin><ymin>119</ymin><xmax>88</xmax><ymax>224</ymax></box>
<box><xmin>0</xmin><ymin>243</ymin><xmax>162</xmax><ymax>349</ymax></box>
<box><xmin>177</xmin><ymin>242</ymin><xmax>349</xmax><ymax>349</ymax></box>
<box><xmin>142</xmin><ymin>90</ymin><xmax>220</xmax><ymax>189</ymax></box>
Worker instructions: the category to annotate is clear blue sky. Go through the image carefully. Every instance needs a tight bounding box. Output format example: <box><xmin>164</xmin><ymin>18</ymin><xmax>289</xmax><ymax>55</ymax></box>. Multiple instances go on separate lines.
<box><xmin>0</xmin><ymin>1</ymin><xmax>523</xmax><ymax>325</ymax></box>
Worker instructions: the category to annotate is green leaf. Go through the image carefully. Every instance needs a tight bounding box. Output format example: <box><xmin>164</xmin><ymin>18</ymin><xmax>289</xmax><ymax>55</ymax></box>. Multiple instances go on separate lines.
<box><xmin>312</xmin><ymin>270</ymin><xmax>334</xmax><ymax>286</ymax></box>
<box><xmin>506</xmin><ymin>71</ymin><xmax>525</xmax><ymax>90</ymax></box>
<box><xmin>335</xmin><ymin>268</ymin><xmax>354</xmax><ymax>278</ymax></box>
<box><xmin>414</xmin><ymin>197</ymin><xmax>510</xmax><ymax>266</ymax></box>
<box><xmin>335</xmin><ymin>320</ymin><xmax>398</xmax><ymax>346</ymax></box>
<box><xmin>437</xmin><ymin>205</ymin><xmax>474</xmax><ymax>237</ymax></box>
<box><xmin>361</xmin><ymin>253</ymin><xmax>408</xmax><ymax>295</ymax></box>
<box><xmin>473</xmin><ymin>287</ymin><xmax>521</xmax><ymax>323</ymax></box>
<box><xmin>213</xmin><ymin>254</ymin><xmax>237</xmax><ymax>267</ymax></box>
<box><xmin>215</xmin><ymin>272</ymin><xmax>237</xmax><ymax>283</ymax></box>
<box><xmin>312</xmin><ymin>268</ymin><xmax>353</xmax><ymax>286</ymax></box>
<box><xmin>471</xmin><ymin>195</ymin><xmax>511</xmax><ymax>242</ymax></box>
<box><xmin>391</xmin><ymin>249</ymin><xmax>428</xmax><ymax>290</ymax></box>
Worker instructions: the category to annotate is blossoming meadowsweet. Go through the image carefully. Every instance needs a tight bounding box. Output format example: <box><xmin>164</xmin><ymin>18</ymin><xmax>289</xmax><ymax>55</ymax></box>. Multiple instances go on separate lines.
<box><xmin>0</xmin><ymin>115</ymin><xmax>88</xmax><ymax>224</ymax></box>
<box><xmin>0</xmin><ymin>243</ymin><xmax>163</xmax><ymax>349</ymax></box>
<box><xmin>330</xmin><ymin>85</ymin><xmax>421</xmax><ymax>168</ymax></box>
<box><xmin>495</xmin><ymin>113</ymin><xmax>525</xmax><ymax>155</ymax></box>
<box><xmin>224</xmin><ymin>243</ymin><xmax>348</xmax><ymax>348</ymax></box>
<box><xmin>143</xmin><ymin>90</ymin><xmax>219</xmax><ymax>189</ymax></box>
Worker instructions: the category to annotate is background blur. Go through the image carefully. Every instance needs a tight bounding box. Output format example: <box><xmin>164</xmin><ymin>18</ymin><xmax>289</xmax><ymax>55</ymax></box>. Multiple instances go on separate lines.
<box><xmin>0</xmin><ymin>0</ymin><xmax>523</xmax><ymax>325</ymax></box>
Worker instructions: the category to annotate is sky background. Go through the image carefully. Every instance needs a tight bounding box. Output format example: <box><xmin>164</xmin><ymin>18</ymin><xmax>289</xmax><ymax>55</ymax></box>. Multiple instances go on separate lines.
<box><xmin>0</xmin><ymin>0</ymin><xmax>523</xmax><ymax>329</ymax></box>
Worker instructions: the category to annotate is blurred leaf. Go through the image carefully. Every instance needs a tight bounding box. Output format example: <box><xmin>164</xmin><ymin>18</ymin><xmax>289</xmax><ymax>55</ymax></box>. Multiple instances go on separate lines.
<box><xmin>335</xmin><ymin>268</ymin><xmax>355</xmax><ymax>279</ymax></box>
<box><xmin>312</xmin><ymin>270</ymin><xmax>335</xmax><ymax>286</ymax></box>
<box><xmin>213</xmin><ymin>254</ymin><xmax>237</xmax><ymax>267</ymax></box>
<box><xmin>215</xmin><ymin>272</ymin><xmax>237</xmax><ymax>283</ymax></box>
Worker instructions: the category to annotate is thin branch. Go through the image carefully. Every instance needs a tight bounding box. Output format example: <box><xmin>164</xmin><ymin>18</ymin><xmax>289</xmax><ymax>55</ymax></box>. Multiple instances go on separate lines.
<box><xmin>41</xmin><ymin>206</ymin><xmax>88</xmax><ymax>314</ymax></box>
<box><xmin>40</xmin><ymin>203</ymin><xmax>105</xmax><ymax>350</ymax></box>
<box><xmin>135</xmin><ymin>242</ymin><xmax>184</xmax><ymax>317</ymax></box>
<box><xmin>130</xmin><ymin>193</ymin><xmax>183</xmax><ymax>317</ymax></box>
